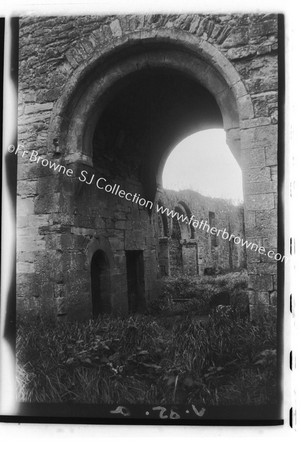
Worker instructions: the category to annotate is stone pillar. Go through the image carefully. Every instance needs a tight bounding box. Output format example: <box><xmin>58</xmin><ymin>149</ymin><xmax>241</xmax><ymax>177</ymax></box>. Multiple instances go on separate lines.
<box><xmin>182</xmin><ymin>240</ymin><xmax>198</xmax><ymax>276</ymax></box>
<box><xmin>158</xmin><ymin>237</ymin><xmax>170</xmax><ymax>276</ymax></box>
<box><xmin>241</xmin><ymin>122</ymin><xmax>278</xmax><ymax>315</ymax></box>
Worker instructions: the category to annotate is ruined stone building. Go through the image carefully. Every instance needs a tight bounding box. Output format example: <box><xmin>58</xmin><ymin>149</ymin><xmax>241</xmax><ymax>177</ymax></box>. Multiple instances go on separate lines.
<box><xmin>16</xmin><ymin>14</ymin><xmax>280</xmax><ymax>321</ymax></box>
<box><xmin>157</xmin><ymin>189</ymin><xmax>246</xmax><ymax>277</ymax></box>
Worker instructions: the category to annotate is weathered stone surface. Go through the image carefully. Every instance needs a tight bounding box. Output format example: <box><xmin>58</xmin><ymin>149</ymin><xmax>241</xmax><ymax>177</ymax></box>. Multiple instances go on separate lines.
<box><xmin>241</xmin><ymin>117</ymin><xmax>271</xmax><ymax>129</ymax></box>
<box><xmin>222</xmin><ymin>26</ymin><xmax>250</xmax><ymax>48</ymax></box>
<box><xmin>17</xmin><ymin>197</ymin><xmax>35</xmax><ymax>215</ymax></box>
<box><xmin>244</xmin><ymin>210</ymin><xmax>256</xmax><ymax>232</ymax></box>
<box><xmin>249</xmin><ymin>274</ymin><xmax>273</xmax><ymax>291</ymax></box>
<box><xmin>248</xmin><ymin>262</ymin><xmax>277</xmax><ymax>275</ymax></box>
<box><xmin>252</xmin><ymin>91</ymin><xmax>278</xmax><ymax>118</ymax></box>
<box><xmin>234</xmin><ymin>55</ymin><xmax>278</xmax><ymax>94</ymax></box>
<box><xmin>257</xmin><ymin>291</ymin><xmax>270</xmax><ymax>305</ymax></box>
<box><xmin>245</xmin><ymin>181</ymin><xmax>277</xmax><ymax>195</ymax></box>
<box><xmin>245</xmin><ymin>193</ymin><xmax>274</xmax><ymax>211</ymax></box>
<box><xmin>227</xmin><ymin>45</ymin><xmax>257</xmax><ymax>60</ymax></box>
<box><xmin>34</xmin><ymin>193</ymin><xmax>61</xmax><ymax>214</ymax></box>
<box><xmin>245</xmin><ymin>167</ymin><xmax>272</xmax><ymax>184</ymax></box>
<box><xmin>18</xmin><ymin>180</ymin><xmax>38</xmax><ymax>197</ymax></box>
<box><xmin>270</xmin><ymin>165</ymin><xmax>277</xmax><ymax>181</ymax></box>
<box><xmin>270</xmin><ymin>290</ymin><xmax>277</xmax><ymax>306</ymax></box>
<box><xmin>255</xmin><ymin>209</ymin><xmax>277</xmax><ymax>233</ymax></box>
<box><xmin>17</xmin><ymin>216</ymin><xmax>29</xmax><ymax>228</ymax></box>
<box><xmin>265</xmin><ymin>146</ymin><xmax>277</xmax><ymax>166</ymax></box>
<box><xmin>110</xmin><ymin>19</ymin><xmax>122</xmax><ymax>37</ymax></box>
<box><xmin>249</xmin><ymin>19</ymin><xmax>278</xmax><ymax>39</ymax></box>
<box><xmin>18</xmin><ymin>234</ymin><xmax>46</xmax><ymax>252</ymax></box>
<box><xmin>24</xmin><ymin>102</ymin><xmax>53</xmax><ymax>115</ymax></box>
<box><xmin>241</xmin><ymin>125</ymin><xmax>278</xmax><ymax>149</ymax></box>
<box><xmin>241</xmin><ymin>147</ymin><xmax>266</xmax><ymax>168</ymax></box>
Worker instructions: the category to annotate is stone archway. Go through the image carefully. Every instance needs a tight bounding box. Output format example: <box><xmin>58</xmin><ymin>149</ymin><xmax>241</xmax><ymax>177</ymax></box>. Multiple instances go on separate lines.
<box><xmin>15</xmin><ymin>16</ymin><xmax>280</xmax><ymax>321</ymax></box>
<box><xmin>48</xmin><ymin>31</ymin><xmax>251</xmax><ymax>226</ymax></box>
<box><xmin>49</xmin><ymin>29</ymin><xmax>250</xmax><ymax>163</ymax></box>
<box><xmin>41</xmin><ymin>24</ymin><xmax>276</xmax><ymax>317</ymax></box>
<box><xmin>46</xmin><ymin>30</ymin><xmax>251</xmax><ymax>316</ymax></box>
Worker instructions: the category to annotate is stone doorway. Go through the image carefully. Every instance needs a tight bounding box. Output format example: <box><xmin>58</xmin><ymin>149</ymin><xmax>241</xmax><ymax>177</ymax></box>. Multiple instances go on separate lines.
<box><xmin>91</xmin><ymin>250</ymin><xmax>111</xmax><ymax>317</ymax></box>
<box><xmin>126</xmin><ymin>251</ymin><xmax>145</xmax><ymax>314</ymax></box>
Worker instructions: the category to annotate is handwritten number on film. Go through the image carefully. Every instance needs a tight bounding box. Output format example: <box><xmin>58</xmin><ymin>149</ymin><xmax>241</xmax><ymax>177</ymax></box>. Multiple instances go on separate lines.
<box><xmin>152</xmin><ymin>406</ymin><xmax>180</xmax><ymax>419</ymax></box>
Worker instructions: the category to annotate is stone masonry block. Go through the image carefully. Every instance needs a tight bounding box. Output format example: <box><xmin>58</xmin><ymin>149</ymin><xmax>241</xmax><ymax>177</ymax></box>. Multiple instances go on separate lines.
<box><xmin>17</xmin><ymin>197</ymin><xmax>35</xmax><ymax>215</ymax></box>
<box><xmin>241</xmin><ymin>147</ymin><xmax>266</xmax><ymax>168</ymax></box>
<box><xmin>109</xmin><ymin>235</ymin><xmax>125</xmax><ymax>251</ymax></box>
<box><xmin>245</xmin><ymin>193</ymin><xmax>274</xmax><ymax>211</ymax></box>
<box><xmin>262</xmin><ymin>235</ymin><xmax>278</xmax><ymax>250</ymax></box>
<box><xmin>35</xmin><ymin>193</ymin><xmax>61</xmax><ymax>214</ymax></box>
<box><xmin>24</xmin><ymin>102</ymin><xmax>53</xmax><ymax>115</ymax></box>
<box><xmin>189</xmin><ymin>16</ymin><xmax>201</xmax><ymax>34</ymax></box>
<box><xmin>249</xmin><ymin>19</ymin><xmax>278</xmax><ymax>39</ymax></box>
<box><xmin>28</xmin><ymin>214</ymin><xmax>52</xmax><ymax>227</ymax></box>
<box><xmin>245</xmin><ymin>181</ymin><xmax>277</xmax><ymax>195</ymax></box>
<box><xmin>17</xmin><ymin>251</ymin><xmax>36</xmax><ymax>263</ymax></box>
<box><xmin>17</xmin><ymin>235</ymin><xmax>46</xmax><ymax>252</ymax></box>
<box><xmin>249</xmin><ymin>274</ymin><xmax>273</xmax><ymax>291</ymax></box>
<box><xmin>237</xmin><ymin>95</ymin><xmax>255</xmax><ymax>120</ymax></box>
<box><xmin>222</xmin><ymin>26</ymin><xmax>250</xmax><ymax>48</ymax></box>
<box><xmin>245</xmin><ymin>240</ymin><xmax>262</xmax><ymax>263</ymax></box>
<box><xmin>244</xmin><ymin>210</ymin><xmax>256</xmax><ymax>233</ymax></box>
<box><xmin>255</xmin><ymin>209</ymin><xmax>277</xmax><ymax>233</ymax></box>
<box><xmin>265</xmin><ymin>146</ymin><xmax>277</xmax><ymax>166</ymax></box>
<box><xmin>110</xmin><ymin>19</ymin><xmax>123</xmax><ymax>37</ymax></box>
<box><xmin>252</xmin><ymin>91</ymin><xmax>278</xmax><ymax>118</ymax></box>
<box><xmin>257</xmin><ymin>291</ymin><xmax>270</xmax><ymax>305</ymax></box>
<box><xmin>17</xmin><ymin>262</ymin><xmax>35</xmax><ymax>273</ymax></box>
<box><xmin>245</xmin><ymin>167</ymin><xmax>272</xmax><ymax>183</ymax></box>
<box><xmin>248</xmin><ymin>261</ymin><xmax>277</xmax><ymax>275</ymax></box>
<box><xmin>18</xmin><ymin>180</ymin><xmax>38</xmax><ymax>197</ymax></box>
<box><xmin>227</xmin><ymin>45</ymin><xmax>257</xmax><ymax>61</ymax></box>
<box><xmin>18</xmin><ymin>226</ymin><xmax>40</xmax><ymax>237</ymax></box>
<box><xmin>240</xmin><ymin>117</ymin><xmax>271</xmax><ymax>129</ymax></box>
<box><xmin>17</xmin><ymin>216</ymin><xmax>29</xmax><ymax>228</ymax></box>
<box><xmin>241</xmin><ymin>125</ymin><xmax>277</xmax><ymax>150</ymax></box>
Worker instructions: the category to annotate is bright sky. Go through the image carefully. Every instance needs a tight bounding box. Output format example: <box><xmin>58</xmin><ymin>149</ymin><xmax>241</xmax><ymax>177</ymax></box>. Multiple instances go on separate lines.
<box><xmin>162</xmin><ymin>129</ymin><xmax>243</xmax><ymax>203</ymax></box>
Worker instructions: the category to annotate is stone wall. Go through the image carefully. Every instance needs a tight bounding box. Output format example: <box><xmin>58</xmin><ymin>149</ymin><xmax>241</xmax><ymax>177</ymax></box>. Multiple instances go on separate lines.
<box><xmin>17</xmin><ymin>13</ymin><xmax>279</xmax><ymax>320</ymax></box>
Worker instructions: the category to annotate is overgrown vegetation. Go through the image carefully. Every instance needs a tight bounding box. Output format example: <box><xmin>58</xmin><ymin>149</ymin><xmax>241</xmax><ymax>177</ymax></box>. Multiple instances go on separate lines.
<box><xmin>17</xmin><ymin>271</ymin><xmax>278</xmax><ymax>406</ymax></box>
<box><xmin>150</xmin><ymin>270</ymin><xmax>249</xmax><ymax>316</ymax></box>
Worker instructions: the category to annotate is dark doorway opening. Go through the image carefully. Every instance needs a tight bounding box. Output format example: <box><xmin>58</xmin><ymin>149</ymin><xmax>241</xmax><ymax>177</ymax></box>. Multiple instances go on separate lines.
<box><xmin>126</xmin><ymin>250</ymin><xmax>145</xmax><ymax>314</ymax></box>
<box><xmin>91</xmin><ymin>250</ymin><xmax>111</xmax><ymax>317</ymax></box>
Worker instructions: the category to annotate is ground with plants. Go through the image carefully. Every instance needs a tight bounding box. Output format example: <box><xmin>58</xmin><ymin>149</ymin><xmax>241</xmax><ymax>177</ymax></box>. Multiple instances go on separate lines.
<box><xmin>16</xmin><ymin>271</ymin><xmax>278</xmax><ymax>405</ymax></box>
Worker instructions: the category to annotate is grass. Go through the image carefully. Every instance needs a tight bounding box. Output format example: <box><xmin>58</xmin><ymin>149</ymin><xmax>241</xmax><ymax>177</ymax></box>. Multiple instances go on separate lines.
<box><xmin>17</xmin><ymin>272</ymin><xmax>278</xmax><ymax>405</ymax></box>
